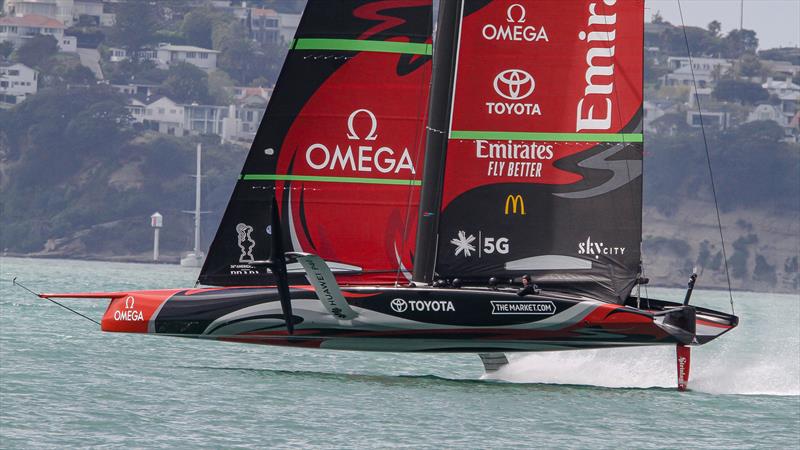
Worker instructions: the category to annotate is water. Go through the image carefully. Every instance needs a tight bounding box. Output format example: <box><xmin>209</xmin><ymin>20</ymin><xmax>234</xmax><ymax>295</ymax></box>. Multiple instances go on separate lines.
<box><xmin>1</xmin><ymin>257</ymin><xmax>798</xmax><ymax>449</ymax></box>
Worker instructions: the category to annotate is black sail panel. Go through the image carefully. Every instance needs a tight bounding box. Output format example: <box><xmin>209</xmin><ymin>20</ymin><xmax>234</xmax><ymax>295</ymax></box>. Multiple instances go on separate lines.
<box><xmin>200</xmin><ymin>0</ymin><xmax>433</xmax><ymax>286</ymax></box>
<box><xmin>429</xmin><ymin>0</ymin><xmax>644</xmax><ymax>302</ymax></box>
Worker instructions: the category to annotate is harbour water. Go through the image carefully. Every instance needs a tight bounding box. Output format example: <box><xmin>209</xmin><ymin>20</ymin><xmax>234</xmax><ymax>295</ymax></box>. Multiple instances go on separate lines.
<box><xmin>1</xmin><ymin>257</ymin><xmax>798</xmax><ymax>449</ymax></box>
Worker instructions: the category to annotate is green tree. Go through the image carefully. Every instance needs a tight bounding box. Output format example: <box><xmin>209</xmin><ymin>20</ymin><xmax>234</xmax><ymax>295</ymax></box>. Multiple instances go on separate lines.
<box><xmin>161</xmin><ymin>62</ymin><xmax>210</xmax><ymax>104</ymax></box>
<box><xmin>723</xmin><ymin>29</ymin><xmax>759</xmax><ymax>57</ymax></box>
<box><xmin>651</xmin><ymin>11</ymin><xmax>665</xmax><ymax>24</ymax></box>
<box><xmin>707</xmin><ymin>20</ymin><xmax>721</xmax><ymax>37</ymax></box>
<box><xmin>207</xmin><ymin>69</ymin><xmax>235</xmax><ymax>104</ymax></box>
<box><xmin>738</xmin><ymin>54</ymin><xmax>764</xmax><ymax>78</ymax></box>
<box><xmin>181</xmin><ymin>9</ymin><xmax>216</xmax><ymax>48</ymax></box>
<box><xmin>13</xmin><ymin>35</ymin><xmax>58</xmax><ymax>68</ymax></box>
<box><xmin>0</xmin><ymin>41</ymin><xmax>13</xmax><ymax>59</ymax></box>
<box><xmin>712</xmin><ymin>79</ymin><xmax>768</xmax><ymax>104</ymax></box>
<box><xmin>110</xmin><ymin>2</ymin><xmax>156</xmax><ymax>55</ymax></box>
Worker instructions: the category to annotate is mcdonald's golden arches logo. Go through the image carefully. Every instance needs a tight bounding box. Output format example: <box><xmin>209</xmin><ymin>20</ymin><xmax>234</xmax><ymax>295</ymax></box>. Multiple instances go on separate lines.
<box><xmin>505</xmin><ymin>194</ymin><xmax>526</xmax><ymax>215</ymax></box>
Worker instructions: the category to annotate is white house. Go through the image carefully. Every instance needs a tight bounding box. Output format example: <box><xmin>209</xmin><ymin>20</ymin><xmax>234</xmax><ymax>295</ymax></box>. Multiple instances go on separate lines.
<box><xmin>663</xmin><ymin>56</ymin><xmax>732</xmax><ymax>88</ymax></box>
<box><xmin>747</xmin><ymin>104</ymin><xmax>788</xmax><ymax>126</ymax></box>
<box><xmin>0</xmin><ymin>14</ymin><xmax>76</xmax><ymax>52</ymax></box>
<box><xmin>250</xmin><ymin>8</ymin><xmax>280</xmax><ymax>44</ymax></box>
<box><xmin>222</xmin><ymin>95</ymin><xmax>268</xmax><ymax>144</ymax></box>
<box><xmin>0</xmin><ymin>62</ymin><xmax>38</xmax><ymax>106</ymax></box>
<box><xmin>73</xmin><ymin>0</ymin><xmax>115</xmax><ymax>26</ymax></box>
<box><xmin>155</xmin><ymin>44</ymin><xmax>219</xmax><ymax>72</ymax></box>
<box><xmin>5</xmin><ymin>0</ymin><xmax>114</xmax><ymax>27</ymax></box>
<box><xmin>141</xmin><ymin>97</ymin><xmax>185</xmax><ymax>136</ymax></box>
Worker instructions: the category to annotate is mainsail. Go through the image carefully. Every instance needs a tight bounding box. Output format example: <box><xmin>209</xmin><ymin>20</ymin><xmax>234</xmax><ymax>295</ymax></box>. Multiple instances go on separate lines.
<box><xmin>415</xmin><ymin>0</ymin><xmax>644</xmax><ymax>302</ymax></box>
<box><xmin>200</xmin><ymin>0</ymin><xmax>433</xmax><ymax>286</ymax></box>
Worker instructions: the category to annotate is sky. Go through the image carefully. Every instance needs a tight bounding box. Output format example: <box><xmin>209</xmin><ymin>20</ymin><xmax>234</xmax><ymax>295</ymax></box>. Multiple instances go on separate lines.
<box><xmin>646</xmin><ymin>0</ymin><xmax>800</xmax><ymax>50</ymax></box>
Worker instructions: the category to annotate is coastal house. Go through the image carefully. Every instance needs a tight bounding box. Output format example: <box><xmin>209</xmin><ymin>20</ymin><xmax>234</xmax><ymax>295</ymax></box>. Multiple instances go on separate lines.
<box><xmin>222</xmin><ymin>94</ymin><xmax>268</xmax><ymax>144</ymax></box>
<box><xmin>249</xmin><ymin>8</ymin><xmax>280</xmax><ymax>44</ymax></box>
<box><xmin>141</xmin><ymin>97</ymin><xmax>185</xmax><ymax>136</ymax></box>
<box><xmin>663</xmin><ymin>56</ymin><xmax>732</xmax><ymax>88</ymax></box>
<box><xmin>155</xmin><ymin>44</ymin><xmax>219</xmax><ymax>72</ymax></box>
<box><xmin>4</xmin><ymin>0</ymin><xmax>115</xmax><ymax>27</ymax></box>
<box><xmin>107</xmin><ymin>44</ymin><xmax>219</xmax><ymax>72</ymax></box>
<box><xmin>643</xmin><ymin>99</ymin><xmax>679</xmax><ymax>134</ymax></box>
<box><xmin>185</xmin><ymin>103</ymin><xmax>229</xmax><ymax>135</ymax></box>
<box><xmin>686</xmin><ymin>109</ymin><xmax>731</xmax><ymax>130</ymax></box>
<box><xmin>0</xmin><ymin>61</ymin><xmax>38</xmax><ymax>106</ymax></box>
<box><xmin>0</xmin><ymin>14</ymin><xmax>76</xmax><ymax>51</ymax></box>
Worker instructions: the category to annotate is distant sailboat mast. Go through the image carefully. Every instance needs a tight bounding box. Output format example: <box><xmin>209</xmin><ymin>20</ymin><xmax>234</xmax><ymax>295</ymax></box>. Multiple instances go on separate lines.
<box><xmin>181</xmin><ymin>143</ymin><xmax>205</xmax><ymax>267</ymax></box>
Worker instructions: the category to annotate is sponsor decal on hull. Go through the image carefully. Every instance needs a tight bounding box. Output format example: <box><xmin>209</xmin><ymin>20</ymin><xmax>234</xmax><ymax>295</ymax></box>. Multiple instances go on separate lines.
<box><xmin>390</xmin><ymin>298</ymin><xmax>456</xmax><ymax>313</ymax></box>
<box><xmin>490</xmin><ymin>300</ymin><xmax>556</xmax><ymax>315</ymax></box>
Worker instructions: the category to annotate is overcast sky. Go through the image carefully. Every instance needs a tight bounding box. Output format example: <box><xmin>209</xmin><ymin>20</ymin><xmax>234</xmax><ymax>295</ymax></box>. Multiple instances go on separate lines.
<box><xmin>646</xmin><ymin>0</ymin><xmax>800</xmax><ymax>50</ymax></box>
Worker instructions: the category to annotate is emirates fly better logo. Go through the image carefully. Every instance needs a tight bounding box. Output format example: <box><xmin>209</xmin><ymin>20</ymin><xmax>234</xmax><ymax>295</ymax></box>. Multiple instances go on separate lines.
<box><xmin>487</xmin><ymin>69</ymin><xmax>541</xmax><ymax>116</ymax></box>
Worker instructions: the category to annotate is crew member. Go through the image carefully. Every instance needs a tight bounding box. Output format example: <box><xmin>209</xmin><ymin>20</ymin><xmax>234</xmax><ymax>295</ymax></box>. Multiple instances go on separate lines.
<box><xmin>517</xmin><ymin>274</ymin><xmax>540</xmax><ymax>296</ymax></box>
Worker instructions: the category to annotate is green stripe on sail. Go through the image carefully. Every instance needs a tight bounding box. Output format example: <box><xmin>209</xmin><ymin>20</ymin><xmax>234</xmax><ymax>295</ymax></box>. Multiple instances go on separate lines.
<box><xmin>241</xmin><ymin>174</ymin><xmax>422</xmax><ymax>186</ymax></box>
<box><xmin>450</xmin><ymin>130</ymin><xmax>644</xmax><ymax>143</ymax></box>
<box><xmin>293</xmin><ymin>38</ymin><xmax>432</xmax><ymax>55</ymax></box>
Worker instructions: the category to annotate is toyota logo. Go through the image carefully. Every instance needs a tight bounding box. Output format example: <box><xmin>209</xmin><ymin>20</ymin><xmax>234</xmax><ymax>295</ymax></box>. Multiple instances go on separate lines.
<box><xmin>390</xmin><ymin>298</ymin><xmax>408</xmax><ymax>313</ymax></box>
<box><xmin>493</xmin><ymin>69</ymin><xmax>535</xmax><ymax>101</ymax></box>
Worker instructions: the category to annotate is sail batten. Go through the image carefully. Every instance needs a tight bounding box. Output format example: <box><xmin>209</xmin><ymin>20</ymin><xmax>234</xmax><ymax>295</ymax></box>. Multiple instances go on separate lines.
<box><xmin>293</xmin><ymin>38</ymin><xmax>432</xmax><ymax>55</ymax></box>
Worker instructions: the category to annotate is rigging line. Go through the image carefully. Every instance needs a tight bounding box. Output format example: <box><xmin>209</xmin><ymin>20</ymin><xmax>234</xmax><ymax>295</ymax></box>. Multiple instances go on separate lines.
<box><xmin>12</xmin><ymin>278</ymin><xmax>101</xmax><ymax>326</ymax></box>
<box><xmin>677</xmin><ymin>0</ymin><xmax>735</xmax><ymax>315</ymax></box>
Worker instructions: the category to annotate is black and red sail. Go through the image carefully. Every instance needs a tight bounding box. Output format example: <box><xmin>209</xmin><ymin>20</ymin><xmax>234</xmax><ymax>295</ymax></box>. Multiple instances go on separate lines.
<box><xmin>200</xmin><ymin>0</ymin><xmax>433</xmax><ymax>286</ymax></box>
<box><xmin>417</xmin><ymin>0</ymin><xmax>645</xmax><ymax>302</ymax></box>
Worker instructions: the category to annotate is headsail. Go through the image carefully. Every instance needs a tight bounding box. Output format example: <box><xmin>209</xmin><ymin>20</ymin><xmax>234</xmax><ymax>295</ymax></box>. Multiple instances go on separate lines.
<box><xmin>416</xmin><ymin>0</ymin><xmax>644</xmax><ymax>302</ymax></box>
<box><xmin>200</xmin><ymin>0</ymin><xmax>433</xmax><ymax>286</ymax></box>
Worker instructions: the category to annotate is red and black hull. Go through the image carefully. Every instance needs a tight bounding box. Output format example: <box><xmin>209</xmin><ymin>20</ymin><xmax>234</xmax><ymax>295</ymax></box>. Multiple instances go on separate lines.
<box><xmin>47</xmin><ymin>286</ymin><xmax>737</xmax><ymax>353</ymax></box>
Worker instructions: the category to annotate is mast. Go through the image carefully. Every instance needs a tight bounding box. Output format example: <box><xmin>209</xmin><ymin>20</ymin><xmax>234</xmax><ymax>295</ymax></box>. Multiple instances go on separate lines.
<box><xmin>193</xmin><ymin>143</ymin><xmax>202</xmax><ymax>258</ymax></box>
<box><xmin>412</xmin><ymin>0</ymin><xmax>462</xmax><ymax>284</ymax></box>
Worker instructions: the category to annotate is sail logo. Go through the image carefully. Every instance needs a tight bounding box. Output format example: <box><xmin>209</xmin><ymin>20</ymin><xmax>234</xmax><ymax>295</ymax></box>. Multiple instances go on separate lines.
<box><xmin>577</xmin><ymin>236</ymin><xmax>625</xmax><ymax>259</ymax></box>
<box><xmin>576</xmin><ymin>0</ymin><xmax>617</xmax><ymax>132</ymax></box>
<box><xmin>236</xmin><ymin>223</ymin><xmax>256</xmax><ymax>263</ymax></box>
<box><xmin>305</xmin><ymin>109</ymin><xmax>415</xmax><ymax>174</ymax></box>
<box><xmin>476</xmin><ymin>140</ymin><xmax>552</xmax><ymax>178</ymax></box>
<box><xmin>451</xmin><ymin>230</ymin><xmax>510</xmax><ymax>257</ymax></box>
<box><xmin>505</xmin><ymin>194</ymin><xmax>526</xmax><ymax>215</ymax></box>
<box><xmin>390</xmin><ymin>298</ymin><xmax>455</xmax><ymax>313</ymax></box>
<box><xmin>481</xmin><ymin>3</ymin><xmax>549</xmax><ymax>43</ymax></box>
<box><xmin>487</xmin><ymin>69</ymin><xmax>541</xmax><ymax>116</ymax></box>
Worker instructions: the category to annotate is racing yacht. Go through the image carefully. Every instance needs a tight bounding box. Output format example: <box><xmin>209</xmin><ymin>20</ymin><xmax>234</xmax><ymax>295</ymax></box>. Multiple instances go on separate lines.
<box><xmin>43</xmin><ymin>0</ymin><xmax>738</xmax><ymax>391</ymax></box>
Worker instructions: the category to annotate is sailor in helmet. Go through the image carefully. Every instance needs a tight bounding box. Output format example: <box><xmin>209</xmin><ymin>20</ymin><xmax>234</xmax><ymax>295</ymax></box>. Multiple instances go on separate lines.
<box><xmin>517</xmin><ymin>274</ymin><xmax>540</xmax><ymax>296</ymax></box>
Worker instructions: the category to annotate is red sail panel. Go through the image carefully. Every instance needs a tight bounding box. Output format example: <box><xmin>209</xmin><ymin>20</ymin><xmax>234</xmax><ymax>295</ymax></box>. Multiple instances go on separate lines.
<box><xmin>276</xmin><ymin>47</ymin><xmax>431</xmax><ymax>285</ymax></box>
<box><xmin>200</xmin><ymin>0</ymin><xmax>432</xmax><ymax>287</ymax></box>
<box><xmin>434</xmin><ymin>0</ymin><xmax>644</xmax><ymax>302</ymax></box>
<box><xmin>450</xmin><ymin>0</ymin><xmax>642</xmax><ymax>136</ymax></box>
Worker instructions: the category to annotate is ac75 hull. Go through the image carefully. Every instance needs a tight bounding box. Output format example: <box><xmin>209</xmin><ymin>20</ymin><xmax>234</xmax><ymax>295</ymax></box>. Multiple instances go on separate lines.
<box><xmin>47</xmin><ymin>286</ymin><xmax>737</xmax><ymax>353</ymax></box>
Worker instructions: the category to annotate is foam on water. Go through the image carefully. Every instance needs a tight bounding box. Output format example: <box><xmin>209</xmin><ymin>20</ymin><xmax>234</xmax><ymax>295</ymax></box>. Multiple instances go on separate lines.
<box><xmin>485</xmin><ymin>289</ymin><xmax>800</xmax><ymax>396</ymax></box>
